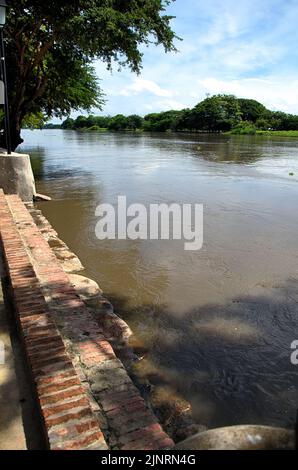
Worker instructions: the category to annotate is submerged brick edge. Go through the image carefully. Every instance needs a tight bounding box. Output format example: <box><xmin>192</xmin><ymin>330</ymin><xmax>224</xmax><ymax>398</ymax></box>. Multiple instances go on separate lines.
<box><xmin>0</xmin><ymin>189</ymin><xmax>108</xmax><ymax>450</ymax></box>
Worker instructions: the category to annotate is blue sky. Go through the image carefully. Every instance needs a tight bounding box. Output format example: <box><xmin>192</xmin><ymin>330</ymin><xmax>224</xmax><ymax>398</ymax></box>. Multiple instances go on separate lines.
<box><xmin>89</xmin><ymin>0</ymin><xmax>298</xmax><ymax>116</ymax></box>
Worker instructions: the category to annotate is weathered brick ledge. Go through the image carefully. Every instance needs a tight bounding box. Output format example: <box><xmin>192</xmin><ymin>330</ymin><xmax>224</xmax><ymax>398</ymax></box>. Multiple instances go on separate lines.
<box><xmin>0</xmin><ymin>189</ymin><xmax>174</xmax><ymax>450</ymax></box>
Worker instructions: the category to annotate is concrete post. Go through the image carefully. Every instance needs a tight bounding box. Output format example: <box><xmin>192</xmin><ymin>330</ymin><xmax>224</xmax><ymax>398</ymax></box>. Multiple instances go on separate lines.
<box><xmin>0</xmin><ymin>152</ymin><xmax>36</xmax><ymax>202</ymax></box>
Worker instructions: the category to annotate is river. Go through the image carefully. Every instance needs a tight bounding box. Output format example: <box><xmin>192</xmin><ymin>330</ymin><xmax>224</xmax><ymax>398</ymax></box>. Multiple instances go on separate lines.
<box><xmin>20</xmin><ymin>129</ymin><xmax>298</xmax><ymax>430</ymax></box>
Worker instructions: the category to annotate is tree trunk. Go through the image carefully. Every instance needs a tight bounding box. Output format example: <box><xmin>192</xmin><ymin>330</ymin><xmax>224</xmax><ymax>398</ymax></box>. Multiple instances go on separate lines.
<box><xmin>0</xmin><ymin>113</ymin><xmax>24</xmax><ymax>151</ymax></box>
<box><xmin>10</xmin><ymin>118</ymin><xmax>24</xmax><ymax>151</ymax></box>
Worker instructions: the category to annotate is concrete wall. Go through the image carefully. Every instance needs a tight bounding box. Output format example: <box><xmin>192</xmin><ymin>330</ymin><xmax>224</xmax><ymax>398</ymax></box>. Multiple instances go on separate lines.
<box><xmin>0</xmin><ymin>153</ymin><xmax>36</xmax><ymax>202</ymax></box>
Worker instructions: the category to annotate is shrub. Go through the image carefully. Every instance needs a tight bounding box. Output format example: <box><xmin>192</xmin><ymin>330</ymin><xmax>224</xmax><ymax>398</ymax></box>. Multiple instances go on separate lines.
<box><xmin>230</xmin><ymin>121</ymin><xmax>256</xmax><ymax>135</ymax></box>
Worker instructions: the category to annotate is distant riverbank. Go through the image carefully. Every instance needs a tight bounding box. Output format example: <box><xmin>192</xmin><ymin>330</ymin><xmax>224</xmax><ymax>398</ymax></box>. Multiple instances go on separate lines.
<box><xmin>44</xmin><ymin>126</ymin><xmax>298</xmax><ymax>138</ymax></box>
<box><xmin>226</xmin><ymin>129</ymin><xmax>298</xmax><ymax>137</ymax></box>
<box><xmin>39</xmin><ymin>95</ymin><xmax>298</xmax><ymax>136</ymax></box>
<box><xmin>256</xmin><ymin>130</ymin><xmax>298</xmax><ymax>137</ymax></box>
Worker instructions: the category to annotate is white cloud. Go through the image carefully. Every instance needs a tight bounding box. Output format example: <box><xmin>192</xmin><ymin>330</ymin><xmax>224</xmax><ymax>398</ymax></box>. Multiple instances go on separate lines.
<box><xmin>119</xmin><ymin>78</ymin><xmax>173</xmax><ymax>98</ymax></box>
<box><xmin>213</xmin><ymin>42</ymin><xmax>282</xmax><ymax>72</ymax></box>
<box><xmin>144</xmin><ymin>100</ymin><xmax>187</xmax><ymax>113</ymax></box>
<box><xmin>148</xmin><ymin>99</ymin><xmax>187</xmax><ymax>111</ymax></box>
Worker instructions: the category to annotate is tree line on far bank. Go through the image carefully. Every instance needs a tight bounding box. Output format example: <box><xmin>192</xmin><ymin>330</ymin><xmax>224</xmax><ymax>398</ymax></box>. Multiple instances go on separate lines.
<box><xmin>47</xmin><ymin>95</ymin><xmax>298</xmax><ymax>134</ymax></box>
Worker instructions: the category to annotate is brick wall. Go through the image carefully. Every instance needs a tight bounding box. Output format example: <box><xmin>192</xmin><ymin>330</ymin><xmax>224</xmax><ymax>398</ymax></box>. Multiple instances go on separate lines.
<box><xmin>0</xmin><ymin>190</ymin><xmax>174</xmax><ymax>451</ymax></box>
<box><xmin>0</xmin><ymin>189</ymin><xmax>108</xmax><ymax>450</ymax></box>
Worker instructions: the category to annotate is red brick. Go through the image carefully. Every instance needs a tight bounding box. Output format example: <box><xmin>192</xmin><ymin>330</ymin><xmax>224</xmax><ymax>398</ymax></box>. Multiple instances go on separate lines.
<box><xmin>116</xmin><ymin>414</ymin><xmax>157</xmax><ymax>436</ymax></box>
<box><xmin>20</xmin><ymin>318</ymin><xmax>50</xmax><ymax>330</ymax></box>
<box><xmin>102</xmin><ymin>395</ymin><xmax>144</xmax><ymax>412</ymax></box>
<box><xmin>31</xmin><ymin>353</ymin><xmax>70</xmax><ymax>370</ymax></box>
<box><xmin>15</xmin><ymin>293</ymin><xmax>45</xmax><ymax>304</ymax></box>
<box><xmin>38</xmin><ymin>377</ymin><xmax>82</xmax><ymax>396</ymax></box>
<box><xmin>45</xmin><ymin>407</ymin><xmax>93</xmax><ymax>428</ymax></box>
<box><xmin>35</xmin><ymin>370</ymin><xmax>77</xmax><ymax>387</ymax></box>
<box><xmin>23</xmin><ymin>326</ymin><xmax>58</xmax><ymax>339</ymax></box>
<box><xmin>27</xmin><ymin>338</ymin><xmax>65</xmax><ymax>354</ymax></box>
<box><xmin>16</xmin><ymin>305</ymin><xmax>41</xmax><ymax>315</ymax></box>
<box><xmin>28</xmin><ymin>346</ymin><xmax>66</xmax><ymax>364</ymax></box>
<box><xmin>25</xmin><ymin>334</ymin><xmax>62</xmax><ymax>348</ymax></box>
<box><xmin>118</xmin><ymin>423</ymin><xmax>164</xmax><ymax>445</ymax></box>
<box><xmin>48</xmin><ymin>419</ymin><xmax>99</xmax><ymax>442</ymax></box>
<box><xmin>109</xmin><ymin>411</ymin><xmax>152</xmax><ymax>432</ymax></box>
<box><xmin>16</xmin><ymin>296</ymin><xmax>45</xmax><ymax>306</ymax></box>
<box><xmin>51</xmin><ymin>431</ymin><xmax>105</xmax><ymax>450</ymax></box>
<box><xmin>11</xmin><ymin>279</ymin><xmax>39</xmax><ymax>288</ymax></box>
<box><xmin>32</xmin><ymin>360</ymin><xmax>74</xmax><ymax>378</ymax></box>
<box><xmin>40</xmin><ymin>386</ymin><xmax>85</xmax><ymax>406</ymax></box>
<box><xmin>43</xmin><ymin>397</ymin><xmax>90</xmax><ymax>418</ymax></box>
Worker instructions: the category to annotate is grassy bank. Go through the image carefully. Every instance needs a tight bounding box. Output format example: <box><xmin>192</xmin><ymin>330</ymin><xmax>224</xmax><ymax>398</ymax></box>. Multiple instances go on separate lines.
<box><xmin>256</xmin><ymin>130</ymin><xmax>298</xmax><ymax>137</ymax></box>
<box><xmin>225</xmin><ymin>129</ymin><xmax>298</xmax><ymax>137</ymax></box>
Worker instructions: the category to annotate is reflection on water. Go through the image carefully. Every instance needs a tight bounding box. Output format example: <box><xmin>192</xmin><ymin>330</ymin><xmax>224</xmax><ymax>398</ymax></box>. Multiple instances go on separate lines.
<box><xmin>20</xmin><ymin>130</ymin><xmax>298</xmax><ymax>429</ymax></box>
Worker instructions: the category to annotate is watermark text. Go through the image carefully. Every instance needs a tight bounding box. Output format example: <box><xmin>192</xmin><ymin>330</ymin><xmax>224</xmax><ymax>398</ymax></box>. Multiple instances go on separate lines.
<box><xmin>291</xmin><ymin>340</ymin><xmax>298</xmax><ymax>365</ymax></box>
<box><xmin>95</xmin><ymin>196</ymin><xmax>203</xmax><ymax>251</ymax></box>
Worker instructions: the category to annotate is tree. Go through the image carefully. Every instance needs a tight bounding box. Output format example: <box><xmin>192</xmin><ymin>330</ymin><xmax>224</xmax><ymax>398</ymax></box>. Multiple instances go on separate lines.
<box><xmin>143</xmin><ymin>110</ymin><xmax>182</xmax><ymax>131</ymax></box>
<box><xmin>73</xmin><ymin>115</ymin><xmax>89</xmax><ymax>129</ymax></box>
<box><xmin>59</xmin><ymin>94</ymin><xmax>298</xmax><ymax>135</ymax></box>
<box><xmin>268</xmin><ymin>111</ymin><xmax>288</xmax><ymax>130</ymax></box>
<box><xmin>189</xmin><ymin>95</ymin><xmax>242</xmax><ymax>132</ymax></box>
<box><xmin>3</xmin><ymin>1</ymin><xmax>178</xmax><ymax>150</ymax></box>
<box><xmin>126</xmin><ymin>114</ymin><xmax>144</xmax><ymax>130</ymax></box>
<box><xmin>175</xmin><ymin>108</ymin><xmax>194</xmax><ymax>130</ymax></box>
<box><xmin>108</xmin><ymin>114</ymin><xmax>128</xmax><ymax>131</ymax></box>
<box><xmin>267</xmin><ymin>111</ymin><xmax>298</xmax><ymax>131</ymax></box>
<box><xmin>22</xmin><ymin>111</ymin><xmax>48</xmax><ymax>129</ymax></box>
<box><xmin>255</xmin><ymin>117</ymin><xmax>270</xmax><ymax>130</ymax></box>
<box><xmin>237</xmin><ymin>99</ymin><xmax>267</xmax><ymax>122</ymax></box>
<box><xmin>61</xmin><ymin>117</ymin><xmax>75</xmax><ymax>129</ymax></box>
<box><xmin>230</xmin><ymin>121</ymin><xmax>256</xmax><ymax>135</ymax></box>
<box><xmin>94</xmin><ymin>116</ymin><xmax>111</xmax><ymax>129</ymax></box>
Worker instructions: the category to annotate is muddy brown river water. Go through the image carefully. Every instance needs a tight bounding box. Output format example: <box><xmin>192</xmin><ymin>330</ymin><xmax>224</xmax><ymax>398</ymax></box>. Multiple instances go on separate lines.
<box><xmin>20</xmin><ymin>129</ymin><xmax>298</xmax><ymax>430</ymax></box>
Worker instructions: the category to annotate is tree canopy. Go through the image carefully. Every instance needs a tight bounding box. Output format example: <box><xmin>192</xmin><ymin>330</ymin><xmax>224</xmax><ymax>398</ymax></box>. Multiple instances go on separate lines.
<box><xmin>187</xmin><ymin>95</ymin><xmax>242</xmax><ymax>132</ymax></box>
<box><xmin>3</xmin><ymin>0</ymin><xmax>178</xmax><ymax>150</ymax></box>
<box><xmin>59</xmin><ymin>95</ymin><xmax>298</xmax><ymax>134</ymax></box>
<box><xmin>237</xmin><ymin>99</ymin><xmax>267</xmax><ymax>122</ymax></box>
